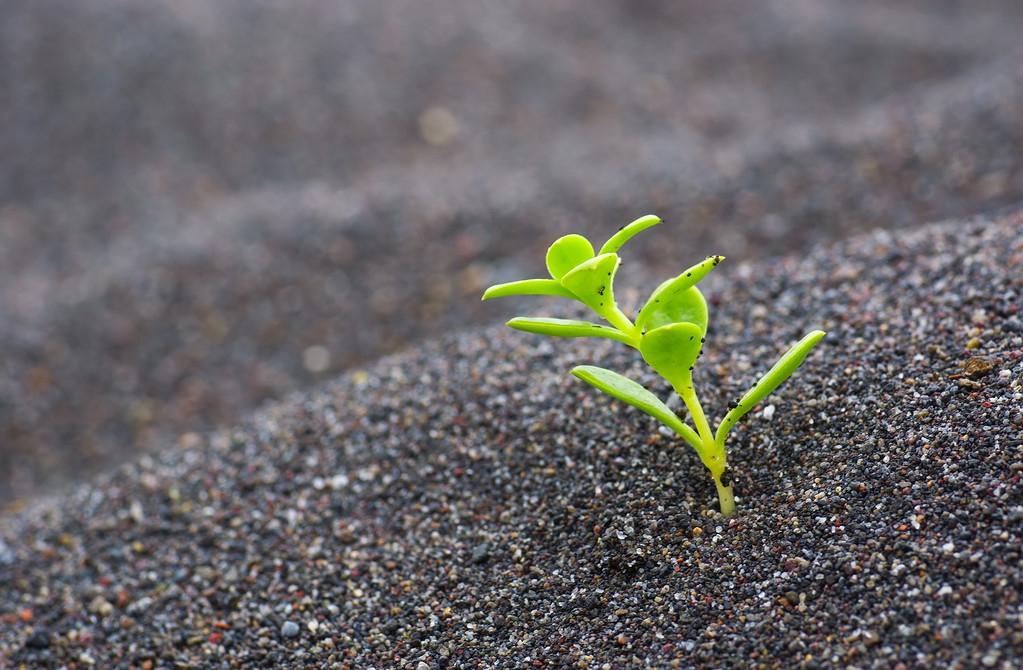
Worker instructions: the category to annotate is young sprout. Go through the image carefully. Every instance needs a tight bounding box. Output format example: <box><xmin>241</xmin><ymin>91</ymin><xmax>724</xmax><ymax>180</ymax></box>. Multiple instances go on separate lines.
<box><xmin>482</xmin><ymin>215</ymin><xmax>825</xmax><ymax>515</ymax></box>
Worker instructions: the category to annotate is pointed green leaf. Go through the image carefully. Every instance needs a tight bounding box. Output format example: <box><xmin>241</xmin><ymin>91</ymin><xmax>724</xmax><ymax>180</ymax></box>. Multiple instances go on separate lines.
<box><xmin>598</xmin><ymin>214</ymin><xmax>662</xmax><ymax>255</ymax></box>
<box><xmin>715</xmin><ymin>330</ymin><xmax>826</xmax><ymax>445</ymax></box>
<box><xmin>482</xmin><ymin>278</ymin><xmax>577</xmax><ymax>301</ymax></box>
<box><xmin>636</xmin><ymin>285</ymin><xmax>708</xmax><ymax>334</ymax></box>
<box><xmin>506</xmin><ymin>317</ymin><xmax>635</xmax><ymax>346</ymax></box>
<box><xmin>571</xmin><ymin>365</ymin><xmax>701</xmax><ymax>450</ymax></box>
<box><xmin>639</xmin><ymin>322</ymin><xmax>704</xmax><ymax>390</ymax></box>
<box><xmin>636</xmin><ymin>255</ymin><xmax>723</xmax><ymax>328</ymax></box>
<box><xmin>559</xmin><ymin>253</ymin><xmax>620</xmax><ymax>317</ymax></box>
<box><xmin>546</xmin><ymin>234</ymin><xmax>595</xmax><ymax>279</ymax></box>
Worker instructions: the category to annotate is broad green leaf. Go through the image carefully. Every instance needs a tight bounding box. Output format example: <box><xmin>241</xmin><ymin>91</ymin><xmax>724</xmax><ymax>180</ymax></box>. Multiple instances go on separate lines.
<box><xmin>714</xmin><ymin>330</ymin><xmax>826</xmax><ymax>445</ymax></box>
<box><xmin>482</xmin><ymin>278</ymin><xmax>577</xmax><ymax>301</ymax></box>
<box><xmin>636</xmin><ymin>285</ymin><xmax>708</xmax><ymax>334</ymax></box>
<box><xmin>571</xmin><ymin>365</ymin><xmax>701</xmax><ymax>451</ymax></box>
<box><xmin>636</xmin><ymin>255</ymin><xmax>723</xmax><ymax>326</ymax></box>
<box><xmin>598</xmin><ymin>214</ymin><xmax>662</xmax><ymax>255</ymax></box>
<box><xmin>546</xmin><ymin>234</ymin><xmax>595</xmax><ymax>279</ymax></box>
<box><xmin>639</xmin><ymin>322</ymin><xmax>704</xmax><ymax>390</ymax></box>
<box><xmin>559</xmin><ymin>253</ymin><xmax>620</xmax><ymax>317</ymax></box>
<box><xmin>506</xmin><ymin>317</ymin><xmax>635</xmax><ymax>346</ymax></box>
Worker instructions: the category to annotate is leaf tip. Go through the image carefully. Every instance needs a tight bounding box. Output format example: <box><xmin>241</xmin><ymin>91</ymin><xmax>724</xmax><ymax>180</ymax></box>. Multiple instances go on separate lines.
<box><xmin>570</xmin><ymin>365</ymin><xmax>597</xmax><ymax>382</ymax></box>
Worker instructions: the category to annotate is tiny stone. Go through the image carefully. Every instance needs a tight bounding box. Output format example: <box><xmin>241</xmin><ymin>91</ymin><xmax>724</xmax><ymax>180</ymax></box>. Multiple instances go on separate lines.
<box><xmin>281</xmin><ymin>621</ymin><xmax>300</xmax><ymax>638</ymax></box>
<box><xmin>89</xmin><ymin>597</ymin><xmax>114</xmax><ymax>617</ymax></box>
<box><xmin>302</xmin><ymin>345</ymin><xmax>332</xmax><ymax>373</ymax></box>
<box><xmin>472</xmin><ymin>543</ymin><xmax>491</xmax><ymax>564</ymax></box>
<box><xmin>25</xmin><ymin>629</ymin><xmax>50</xmax><ymax>649</ymax></box>
<box><xmin>962</xmin><ymin>356</ymin><xmax>995</xmax><ymax>377</ymax></box>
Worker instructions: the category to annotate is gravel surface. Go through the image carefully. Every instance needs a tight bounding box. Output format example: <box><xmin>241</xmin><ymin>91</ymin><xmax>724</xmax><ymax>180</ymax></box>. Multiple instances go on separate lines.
<box><xmin>4</xmin><ymin>0</ymin><xmax>1023</xmax><ymax>500</ymax></box>
<box><xmin>2</xmin><ymin>213</ymin><xmax>1021</xmax><ymax>668</ymax></box>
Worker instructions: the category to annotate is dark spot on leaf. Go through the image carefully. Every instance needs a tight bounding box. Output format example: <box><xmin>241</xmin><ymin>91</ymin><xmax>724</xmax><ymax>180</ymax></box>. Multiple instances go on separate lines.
<box><xmin>719</xmin><ymin>468</ymin><xmax>732</xmax><ymax>487</ymax></box>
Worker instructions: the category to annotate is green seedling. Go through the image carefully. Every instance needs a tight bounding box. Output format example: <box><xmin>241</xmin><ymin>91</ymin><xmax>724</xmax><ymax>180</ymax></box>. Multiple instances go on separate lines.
<box><xmin>482</xmin><ymin>215</ymin><xmax>825</xmax><ymax>515</ymax></box>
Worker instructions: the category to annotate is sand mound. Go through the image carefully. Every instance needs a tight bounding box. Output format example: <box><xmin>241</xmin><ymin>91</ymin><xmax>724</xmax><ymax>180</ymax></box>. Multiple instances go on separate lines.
<box><xmin>2</xmin><ymin>212</ymin><xmax>1021</xmax><ymax>668</ymax></box>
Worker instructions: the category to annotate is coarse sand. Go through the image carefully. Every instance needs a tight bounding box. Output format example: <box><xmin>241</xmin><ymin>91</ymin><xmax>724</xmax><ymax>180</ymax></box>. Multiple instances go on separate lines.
<box><xmin>2</xmin><ymin>212</ymin><xmax>1021</xmax><ymax>668</ymax></box>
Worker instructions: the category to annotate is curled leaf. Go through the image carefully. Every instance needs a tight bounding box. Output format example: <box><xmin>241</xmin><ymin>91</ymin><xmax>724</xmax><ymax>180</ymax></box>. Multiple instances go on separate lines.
<box><xmin>638</xmin><ymin>322</ymin><xmax>704</xmax><ymax>390</ymax></box>
<box><xmin>598</xmin><ymin>214</ymin><xmax>662</xmax><ymax>255</ymax></box>
<box><xmin>546</xmin><ymin>234</ymin><xmax>595</xmax><ymax>279</ymax></box>
<box><xmin>559</xmin><ymin>253</ymin><xmax>621</xmax><ymax>317</ymax></box>
<box><xmin>571</xmin><ymin>365</ymin><xmax>701</xmax><ymax>451</ymax></box>
<box><xmin>506</xmin><ymin>317</ymin><xmax>636</xmax><ymax>346</ymax></box>
<box><xmin>482</xmin><ymin>278</ymin><xmax>577</xmax><ymax>301</ymax></box>
<box><xmin>714</xmin><ymin>330</ymin><xmax>826</xmax><ymax>445</ymax></box>
<box><xmin>636</xmin><ymin>255</ymin><xmax>723</xmax><ymax>326</ymax></box>
<box><xmin>636</xmin><ymin>285</ymin><xmax>708</xmax><ymax>334</ymax></box>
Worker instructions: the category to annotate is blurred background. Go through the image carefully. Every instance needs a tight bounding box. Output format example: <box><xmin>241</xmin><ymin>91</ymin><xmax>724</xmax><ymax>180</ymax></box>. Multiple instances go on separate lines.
<box><xmin>2</xmin><ymin>0</ymin><xmax>1023</xmax><ymax>502</ymax></box>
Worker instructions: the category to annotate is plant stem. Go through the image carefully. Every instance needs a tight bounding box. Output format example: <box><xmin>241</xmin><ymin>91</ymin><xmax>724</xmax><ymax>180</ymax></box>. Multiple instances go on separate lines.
<box><xmin>678</xmin><ymin>384</ymin><xmax>735</xmax><ymax>516</ymax></box>
<box><xmin>678</xmin><ymin>385</ymin><xmax>713</xmax><ymax>446</ymax></box>
<box><xmin>605</xmin><ymin>305</ymin><xmax>639</xmax><ymax>342</ymax></box>
<box><xmin>713</xmin><ymin>476</ymin><xmax>736</xmax><ymax>516</ymax></box>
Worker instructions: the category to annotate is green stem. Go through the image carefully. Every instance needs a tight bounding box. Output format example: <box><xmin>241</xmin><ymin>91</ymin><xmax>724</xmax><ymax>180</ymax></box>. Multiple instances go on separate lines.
<box><xmin>677</xmin><ymin>383</ymin><xmax>734</xmax><ymax>516</ymax></box>
<box><xmin>605</xmin><ymin>305</ymin><xmax>639</xmax><ymax>343</ymax></box>
<box><xmin>713</xmin><ymin>476</ymin><xmax>736</xmax><ymax>516</ymax></box>
<box><xmin>678</xmin><ymin>384</ymin><xmax>714</xmax><ymax>446</ymax></box>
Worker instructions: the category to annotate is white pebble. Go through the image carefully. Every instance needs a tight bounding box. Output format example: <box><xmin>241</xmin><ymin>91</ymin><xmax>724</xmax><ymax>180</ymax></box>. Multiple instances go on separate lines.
<box><xmin>762</xmin><ymin>404</ymin><xmax>776</xmax><ymax>420</ymax></box>
<box><xmin>302</xmin><ymin>345</ymin><xmax>331</xmax><ymax>373</ymax></box>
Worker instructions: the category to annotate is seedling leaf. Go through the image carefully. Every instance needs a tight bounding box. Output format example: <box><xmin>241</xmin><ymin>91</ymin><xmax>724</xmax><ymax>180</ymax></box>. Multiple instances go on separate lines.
<box><xmin>636</xmin><ymin>255</ymin><xmax>723</xmax><ymax>327</ymax></box>
<box><xmin>559</xmin><ymin>253</ymin><xmax>621</xmax><ymax>317</ymax></box>
<box><xmin>598</xmin><ymin>214</ymin><xmax>662</xmax><ymax>255</ymax></box>
<box><xmin>482</xmin><ymin>278</ymin><xmax>577</xmax><ymax>301</ymax></box>
<box><xmin>715</xmin><ymin>330</ymin><xmax>826</xmax><ymax>445</ymax></box>
<box><xmin>546</xmin><ymin>234</ymin><xmax>595</xmax><ymax>279</ymax></box>
<box><xmin>507</xmin><ymin>317</ymin><xmax>635</xmax><ymax>346</ymax></box>
<box><xmin>636</xmin><ymin>285</ymin><xmax>708</xmax><ymax>334</ymax></box>
<box><xmin>571</xmin><ymin>365</ymin><xmax>701</xmax><ymax>450</ymax></box>
<box><xmin>639</xmin><ymin>322</ymin><xmax>704</xmax><ymax>390</ymax></box>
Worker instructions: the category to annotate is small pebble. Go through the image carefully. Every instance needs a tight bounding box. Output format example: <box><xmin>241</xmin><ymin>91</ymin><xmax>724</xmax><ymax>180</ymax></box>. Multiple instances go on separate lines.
<box><xmin>281</xmin><ymin>621</ymin><xmax>300</xmax><ymax>638</ymax></box>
